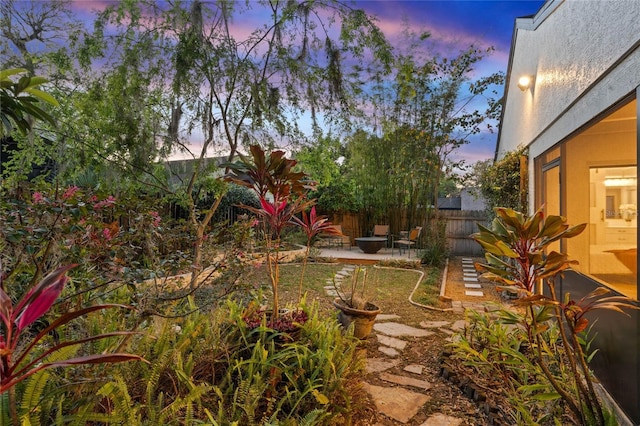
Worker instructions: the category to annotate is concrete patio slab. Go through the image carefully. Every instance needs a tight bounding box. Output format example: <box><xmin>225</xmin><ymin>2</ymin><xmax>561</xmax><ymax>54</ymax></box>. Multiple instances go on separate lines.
<box><xmin>378</xmin><ymin>346</ymin><xmax>400</xmax><ymax>357</ymax></box>
<box><xmin>374</xmin><ymin>322</ymin><xmax>434</xmax><ymax>338</ymax></box>
<box><xmin>366</xmin><ymin>358</ymin><xmax>401</xmax><ymax>374</ymax></box>
<box><xmin>380</xmin><ymin>372</ymin><xmax>432</xmax><ymax>391</ymax></box>
<box><xmin>419</xmin><ymin>320</ymin><xmax>451</xmax><ymax>328</ymax></box>
<box><xmin>377</xmin><ymin>314</ymin><xmax>401</xmax><ymax>321</ymax></box>
<box><xmin>362</xmin><ymin>382</ymin><xmax>431</xmax><ymax>423</ymax></box>
<box><xmin>404</xmin><ymin>364</ymin><xmax>424</xmax><ymax>375</ymax></box>
<box><xmin>377</xmin><ymin>334</ymin><xmax>407</xmax><ymax>350</ymax></box>
<box><xmin>420</xmin><ymin>413</ymin><xmax>464</xmax><ymax>426</ymax></box>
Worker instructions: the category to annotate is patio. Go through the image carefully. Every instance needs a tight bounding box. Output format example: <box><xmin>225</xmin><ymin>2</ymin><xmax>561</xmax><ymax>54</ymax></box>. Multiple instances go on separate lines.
<box><xmin>318</xmin><ymin>245</ymin><xmax>417</xmax><ymax>264</ymax></box>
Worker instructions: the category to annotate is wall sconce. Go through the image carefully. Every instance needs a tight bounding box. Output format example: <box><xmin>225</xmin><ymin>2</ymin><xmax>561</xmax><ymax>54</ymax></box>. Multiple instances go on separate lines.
<box><xmin>517</xmin><ymin>75</ymin><xmax>533</xmax><ymax>92</ymax></box>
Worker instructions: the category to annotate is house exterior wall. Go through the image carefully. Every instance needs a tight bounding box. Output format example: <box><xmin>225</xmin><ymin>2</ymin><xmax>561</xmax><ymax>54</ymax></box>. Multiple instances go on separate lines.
<box><xmin>498</xmin><ymin>1</ymin><xmax>640</xmax><ymax>423</ymax></box>
<box><xmin>498</xmin><ymin>1</ymin><xmax>640</xmax><ymax>205</ymax></box>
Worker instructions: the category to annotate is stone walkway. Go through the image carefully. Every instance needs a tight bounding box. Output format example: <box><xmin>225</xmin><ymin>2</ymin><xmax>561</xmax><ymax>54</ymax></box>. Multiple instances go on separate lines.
<box><xmin>324</xmin><ymin>259</ymin><xmax>495</xmax><ymax>425</ymax></box>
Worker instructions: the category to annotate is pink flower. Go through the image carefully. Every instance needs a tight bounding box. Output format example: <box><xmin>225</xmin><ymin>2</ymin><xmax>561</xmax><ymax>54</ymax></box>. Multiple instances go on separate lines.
<box><xmin>62</xmin><ymin>186</ymin><xmax>79</xmax><ymax>200</ymax></box>
<box><xmin>102</xmin><ymin>228</ymin><xmax>113</xmax><ymax>240</ymax></box>
<box><xmin>32</xmin><ymin>192</ymin><xmax>45</xmax><ymax>204</ymax></box>
<box><xmin>149</xmin><ymin>211</ymin><xmax>161</xmax><ymax>227</ymax></box>
<box><xmin>93</xmin><ymin>195</ymin><xmax>116</xmax><ymax>209</ymax></box>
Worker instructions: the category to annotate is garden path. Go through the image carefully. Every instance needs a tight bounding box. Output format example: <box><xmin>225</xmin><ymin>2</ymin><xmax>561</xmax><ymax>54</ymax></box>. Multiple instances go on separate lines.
<box><xmin>323</xmin><ymin>258</ymin><xmax>500</xmax><ymax>425</ymax></box>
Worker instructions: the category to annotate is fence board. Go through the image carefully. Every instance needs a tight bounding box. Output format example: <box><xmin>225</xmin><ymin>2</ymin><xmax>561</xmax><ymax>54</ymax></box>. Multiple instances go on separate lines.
<box><xmin>440</xmin><ymin>210</ymin><xmax>488</xmax><ymax>256</ymax></box>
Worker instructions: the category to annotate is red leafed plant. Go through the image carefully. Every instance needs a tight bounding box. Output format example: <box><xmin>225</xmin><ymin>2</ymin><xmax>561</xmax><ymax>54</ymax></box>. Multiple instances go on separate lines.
<box><xmin>224</xmin><ymin>145</ymin><xmax>317</xmax><ymax>320</ymax></box>
<box><xmin>0</xmin><ymin>263</ymin><xmax>144</xmax><ymax>423</ymax></box>
<box><xmin>473</xmin><ymin>207</ymin><xmax>638</xmax><ymax>425</ymax></box>
<box><xmin>291</xmin><ymin>206</ymin><xmax>341</xmax><ymax>300</ymax></box>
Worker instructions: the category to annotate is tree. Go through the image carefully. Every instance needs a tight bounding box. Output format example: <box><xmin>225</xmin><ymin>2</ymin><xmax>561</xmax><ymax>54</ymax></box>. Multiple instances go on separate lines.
<box><xmin>347</xmin><ymin>31</ymin><xmax>504</xmax><ymax>233</ymax></box>
<box><xmin>469</xmin><ymin>147</ymin><xmax>528</xmax><ymax>217</ymax></box>
<box><xmin>88</xmin><ymin>0</ymin><xmax>392</xmax><ymax>164</ymax></box>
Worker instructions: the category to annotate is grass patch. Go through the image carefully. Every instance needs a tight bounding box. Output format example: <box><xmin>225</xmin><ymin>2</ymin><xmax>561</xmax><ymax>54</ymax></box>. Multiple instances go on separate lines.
<box><xmin>241</xmin><ymin>261</ymin><xmax>446</xmax><ymax>318</ymax></box>
<box><xmin>412</xmin><ymin>267</ymin><xmax>443</xmax><ymax>306</ymax></box>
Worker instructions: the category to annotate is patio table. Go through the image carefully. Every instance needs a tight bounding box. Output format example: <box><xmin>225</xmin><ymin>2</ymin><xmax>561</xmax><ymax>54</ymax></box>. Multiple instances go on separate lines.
<box><xmin>355</xmin><ymin>237</ymin><xmax>387</xmax><ymax>254</ymax></box>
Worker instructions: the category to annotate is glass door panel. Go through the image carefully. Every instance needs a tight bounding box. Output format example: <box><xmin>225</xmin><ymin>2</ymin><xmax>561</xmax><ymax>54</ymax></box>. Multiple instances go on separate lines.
<box><xmin>589</xmin><ymin>166</ymin><xmax>637</xmax><ymax>299</ymax></box>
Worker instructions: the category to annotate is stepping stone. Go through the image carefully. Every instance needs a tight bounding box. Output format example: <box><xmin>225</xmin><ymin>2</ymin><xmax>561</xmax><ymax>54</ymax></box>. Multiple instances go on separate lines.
<box><xmin>404</xmin><ymin>364</ymin><xmax>424</xmax><ymax>375</ymax></box>
<box><xmin>376</xmin><ymin>314</ymin><xmax>401</xmax><ymax>321</ymax></box>
<box><xmin>465</xmin><ymin>290</ymin><xmax>484</xmax><ymax>297</ymax></box>
<box><xmin>461</xmin><ymin>257</ymin><xmax>473</xmax><ymax>261</ymax></box>
<box><xmin>343</xmin><ymin>265</ymin><xmax>356</xmax><ymax>270</ymax></box>
<box><xmin>377</xmin><ymin>334</ymin><xmax>407</xmax><ymax>350</ymax></box>
<box><xmin>379</xmin><ymin>372</ymin><xmax>432</xmax><ymax>391</ymax></box>
<box><xmin>462</xmin><ymin>268</ymin><xmax>477</xmax><ymax>273</ymax></box>
<box><xmin>463</xmin><ymin>276</ymin><xmax>478</xmax><ymax>282</ymax></box>
<box><xmin>419</xmin><ymin>320</ymin><xmax>450</xmax><ymax>328</ymax></box>
<box><xmin>325</xmin><ymin>289</ymin><xmax>338</xmax><ymax>296</ymax></box>
<box><xmin>420</xmin><ymin>413</ymin><xmax>464</xmax><ymax>426</ymax></box>
<box><xmin>378</xmin><ymin>346</ymin><xmax>400</xmax><ymax>357</ymax></box>
<box><xmin>362</xmin><ymin>382</ymin><xmax>431</xmax><ymax>423</ymax></box>
<box><xmin>463</xmin><ymin>272</ymin><xmax>477</xmax><ymax>277</ymax></box>
<box><xmin>451</xmin><ymin>320</ymin><xmax>466</xmax><ymax>331</ymax></box>
<box><xmin>374</xmin><ymin>322</ymin><xmax>434</xmax><ymax>338</ymax></box>
<box><xmin>366</xmin><ymin>358</ymin><xmax>400</xmax><ymax>374</ymax></box>
<box><xmin>464</xmin><ymin>283</ymin><xmax>481</xmax><ymax>289</ymax></box>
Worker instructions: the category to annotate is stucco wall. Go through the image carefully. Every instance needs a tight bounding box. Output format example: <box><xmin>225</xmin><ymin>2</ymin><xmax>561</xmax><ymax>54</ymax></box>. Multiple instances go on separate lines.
<box><xmin>498</xmin><ymin>0</ymin><xmax>640</xmax><ymax>160</ymax></box>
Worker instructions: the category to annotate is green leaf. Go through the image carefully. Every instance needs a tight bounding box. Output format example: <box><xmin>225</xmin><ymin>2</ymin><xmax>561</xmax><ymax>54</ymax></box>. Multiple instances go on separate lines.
<box><xmin>532</xmin><ymin>392</ymin><xmax>562</xmax><ymax>401</ymax></box>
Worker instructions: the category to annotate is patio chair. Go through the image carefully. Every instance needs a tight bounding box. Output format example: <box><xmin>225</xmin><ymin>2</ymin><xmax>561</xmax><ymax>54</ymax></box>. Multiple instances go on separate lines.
<box><xmin>394</xmin><ymin>226</ymin><xmax>422</xmax><ymax>258</ymax></box>
<box><xmin>370</xmin><ymin>224</ymin><xmax>390</xmax><ymax>247</ymax></box>
<box><xmin>319</xmin><ymin>224</ymin><xmax>350</xmax><ymax>250</ymax></box>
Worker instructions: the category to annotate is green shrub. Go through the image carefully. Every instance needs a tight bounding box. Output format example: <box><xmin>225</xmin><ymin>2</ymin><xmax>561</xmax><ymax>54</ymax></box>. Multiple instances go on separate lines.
<box><xmin>35</xmin><ymin>301</ymin><xmax>364</xmax><ymax>425</ymax></box>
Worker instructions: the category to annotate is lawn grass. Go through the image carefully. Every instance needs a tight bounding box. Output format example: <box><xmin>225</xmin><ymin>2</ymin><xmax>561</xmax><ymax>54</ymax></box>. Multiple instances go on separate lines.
<box><xmin>241</xmin><ymin>260</ymin><xmax>446</xmax><ymax>316</ymax></box>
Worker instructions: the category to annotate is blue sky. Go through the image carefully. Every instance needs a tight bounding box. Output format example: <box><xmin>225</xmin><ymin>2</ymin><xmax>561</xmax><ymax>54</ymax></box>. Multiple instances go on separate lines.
<box><xmin>355</xmin><ymin>0</ymin><xmax>545</xmax><ymax>164</ymax></box>
<box><xmin>69</xmin><ymin>0</ymin><xmax>545</xmax><ymax>165</ymax></box>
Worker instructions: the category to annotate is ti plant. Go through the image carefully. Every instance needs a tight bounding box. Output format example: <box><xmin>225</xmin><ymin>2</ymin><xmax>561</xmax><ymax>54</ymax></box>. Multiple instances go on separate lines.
<box><xmin>223</xmin><ymin>145</ymin><xmax>316</xmax><ymax>319</ymax></box>
<box><xmin>473</xmin><ymin>207</ymin><xmax>638</xmax><ymax>425</ymax></box>
<box><xmin>291</xmin><ymin>206</ymin><xmax>341</xmax><ymax>301</ymax></box>
<box><xmin>0</xmin><ymin>264</ymin><xmax>144</xmax><ymax>424</ymax></box>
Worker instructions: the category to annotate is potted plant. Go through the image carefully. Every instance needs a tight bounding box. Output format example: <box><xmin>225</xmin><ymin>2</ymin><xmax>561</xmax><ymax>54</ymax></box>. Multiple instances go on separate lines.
<box><xmin>333</xmin><ymin>266</ymin><xmax>381</xmax><ymax>339</ymax></box>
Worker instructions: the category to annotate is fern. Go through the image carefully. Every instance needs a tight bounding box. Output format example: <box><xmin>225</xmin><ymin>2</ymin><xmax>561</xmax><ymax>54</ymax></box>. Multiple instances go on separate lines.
<box><xmin>0</xmin><ymin>392</ymin><xmax>9</xmax><ymax>426</ymax></box>
<box><xmin>19</xmin><ymin>345</ymin><xmax>79</xmax><ymax>426</ymax></box>
<box><xmin>97</xmin><ymin>376</ymin><xmax>140</xmax><ymax>424</ymax></box>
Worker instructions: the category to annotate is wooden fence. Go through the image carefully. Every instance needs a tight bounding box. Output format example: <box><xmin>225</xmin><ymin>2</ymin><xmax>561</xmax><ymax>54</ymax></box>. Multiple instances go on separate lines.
<box><xmin>439</xmin><ymin>210</ymin><xmax>489</xmax><ymax>256</ymax></box>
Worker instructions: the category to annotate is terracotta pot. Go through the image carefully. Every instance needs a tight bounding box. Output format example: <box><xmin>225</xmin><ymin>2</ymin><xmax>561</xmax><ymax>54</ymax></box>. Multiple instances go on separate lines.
<box><xmin>333</xmin><ymin>298</ymin><xmax>381</xmax><ymax>339</ymax></box>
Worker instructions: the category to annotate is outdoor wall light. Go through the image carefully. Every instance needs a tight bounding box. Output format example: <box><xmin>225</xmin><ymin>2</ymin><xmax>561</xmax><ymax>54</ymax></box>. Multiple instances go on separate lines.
<box><xmin>517</xmin><ymin>75</ymin><xmax>533</xmax><ymax>92</ymax></box>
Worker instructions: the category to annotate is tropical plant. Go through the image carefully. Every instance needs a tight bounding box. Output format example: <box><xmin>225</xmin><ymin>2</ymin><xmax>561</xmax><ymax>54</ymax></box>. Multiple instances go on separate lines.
<box><xmin>470</xmin><ymin>147</ymin><xmax>528</xmax><ymax>218</ymax></box>
<box><xmin>471</xmin><ymin>207</ymin><xmax>638</xmax><ymax>425</ymax></box>
<box><xmin>224</xmin><ymin>145</ymin><xmax>316</xmax><ymax>319</ymax></box>
<box><xmin>0</xmin><ymin>68</ymin><xmax>58</xmax><ymax>136</ymax></box>
<box><xmin>0</xmin><ymin>264</ymin><xmax>143</xmax><ymax>425</ymax></box>
<box><xmin>291</xmin><ymin>206</ymin><xmax>341</xmax><ymax>300</ymax></box>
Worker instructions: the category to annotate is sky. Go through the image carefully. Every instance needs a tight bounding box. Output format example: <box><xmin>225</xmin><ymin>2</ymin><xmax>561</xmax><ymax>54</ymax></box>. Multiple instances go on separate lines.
<box><xmin>354</xmin><ymin>0</ymin><xmax>545</xmax><ymax>165</ymax></box>
<box><xmin>66</xmin><ymin>0</ymin><xmax>545</xmax><ymax>166</ymax></box>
